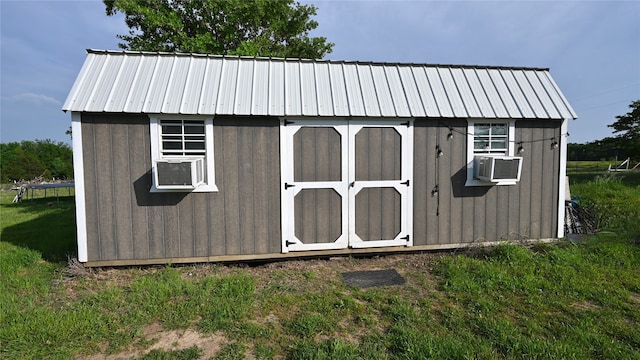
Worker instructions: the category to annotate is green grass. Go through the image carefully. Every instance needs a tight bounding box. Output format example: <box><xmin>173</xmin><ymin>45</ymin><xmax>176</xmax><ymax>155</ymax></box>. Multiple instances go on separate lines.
<box><xmin>1</xmin><ymin>176</ymin><xmax>640</xmax><ymax>359</ymax></box>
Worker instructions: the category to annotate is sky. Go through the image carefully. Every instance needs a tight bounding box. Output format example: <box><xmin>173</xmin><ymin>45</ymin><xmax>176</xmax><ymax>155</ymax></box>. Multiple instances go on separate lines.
<box><xmin>1</xmin><ymin>0</ymin><xmax>638</xmax><ymax>145</ymax></box>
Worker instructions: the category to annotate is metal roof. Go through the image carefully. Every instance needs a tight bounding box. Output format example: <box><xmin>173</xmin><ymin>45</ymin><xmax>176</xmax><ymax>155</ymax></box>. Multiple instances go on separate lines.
<box><xmin>63</xmin><ymin>49</ymin><xmax>577</xmax><ymax>120</ymax></box>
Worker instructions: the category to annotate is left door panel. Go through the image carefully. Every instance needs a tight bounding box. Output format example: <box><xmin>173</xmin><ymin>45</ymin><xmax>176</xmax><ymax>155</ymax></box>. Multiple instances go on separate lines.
<box><xmin>281</xmin><ymin>120</ymin><xmax>349</xmax><ymax>252</ymax></box>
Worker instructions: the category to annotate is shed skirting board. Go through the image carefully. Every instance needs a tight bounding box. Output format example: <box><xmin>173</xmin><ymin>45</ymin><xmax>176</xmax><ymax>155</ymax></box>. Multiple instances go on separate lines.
<box><xmin>82</xmin><ymin>238</ymin><xmax>561</xmax><ymax>267</ymax></box>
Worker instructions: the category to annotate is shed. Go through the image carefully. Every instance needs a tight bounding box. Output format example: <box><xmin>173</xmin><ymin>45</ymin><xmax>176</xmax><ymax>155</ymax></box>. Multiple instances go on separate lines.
<box><xmin>63</xmin><ymin>49</ymin><xmax>577</xmax><ymax>267</ymax></box>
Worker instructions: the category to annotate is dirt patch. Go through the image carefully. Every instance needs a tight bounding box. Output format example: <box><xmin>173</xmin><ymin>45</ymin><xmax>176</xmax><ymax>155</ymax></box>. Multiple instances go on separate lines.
<box><xmin>572</xmin><ymin>301</ymin><xmax>600</xmax><ymax>311</ymax></box>
<box><xmin>630</xmin><ymin>293</ymin><xmax>640</xmax><ymax>305</ymax></box>
<box><xmin>76</xmin><ymin>323</ymin><xmax>226</xmax><ymax>360</ymax></box>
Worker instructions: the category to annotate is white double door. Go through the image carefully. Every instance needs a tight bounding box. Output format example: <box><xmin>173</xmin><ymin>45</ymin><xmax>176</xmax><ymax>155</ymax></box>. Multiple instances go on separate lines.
<box><xmin>281</xmin><ymin>119</ymin><xmax>413</xmax><ymax>252</ymax></box>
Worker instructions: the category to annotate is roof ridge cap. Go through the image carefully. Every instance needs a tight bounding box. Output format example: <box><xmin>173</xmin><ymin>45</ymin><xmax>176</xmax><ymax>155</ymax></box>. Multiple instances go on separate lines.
<box><xmin>84</xmin><ymin>49</ymin><xmax>550</xmax><ymax>71</ymax></box>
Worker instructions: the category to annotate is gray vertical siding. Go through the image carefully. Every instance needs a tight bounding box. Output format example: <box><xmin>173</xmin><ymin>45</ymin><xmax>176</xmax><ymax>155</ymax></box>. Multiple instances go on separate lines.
<box><xmin>81</xmin><ymin>113</ymin><xmax>561</xmax><ymax>263</ymax></box>
<box><xmin>294</xmin><ymin>127</ymin><xmax>342</xmax><ymax>182</ymax></box>
<box><xmin>294</xmin><ymin>188</ymin><xmax>342</xmax><ymax>244</ymax></box>
<box><xmin>413</xmin><ymin>119</ymin><xmax>562</xmax><ymax>246</ymax></box>
<box><xmin>354</xmin><ymin>127</ymin><xmax>401</xmax><ymax>181</ymax></box>
<box><xmin>355</xmin><ymin>188</ymin><xmax>401</xmax><ymax>241</ymax></box>
<box><xmin>81</xmin><ymin>113</ymin><xmax>281</xmax><ymax>262</ymax></box>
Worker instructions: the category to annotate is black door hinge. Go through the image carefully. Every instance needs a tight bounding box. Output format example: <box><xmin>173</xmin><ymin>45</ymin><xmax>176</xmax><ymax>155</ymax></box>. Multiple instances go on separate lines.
<box><xmin>286</xmin><ymin>240</ymin><xmax>296</xmax><ymax>247</ymax></box>
<box><xmin>401</xmin><ymin>180</ymin><xmax>410</xmax><ymax>186</ymax></box>
<box><xmin>284</xmin><ymin>183</ymin><xmax>295</xmax><ymax>189</ymax></box>
<box><xmin>401</xmin><ymin>121</ymin><xmax>410</xmax><ymax>127</ymax></box>
<box><xmin>401</xmin><ymin>235</ymin><xmax>410</xmax><ymax>242</ymax></box>
<box><xmin>284</xmin><ymin>120</ymin><xmax>295</xmax><ymax>126</ymax></box>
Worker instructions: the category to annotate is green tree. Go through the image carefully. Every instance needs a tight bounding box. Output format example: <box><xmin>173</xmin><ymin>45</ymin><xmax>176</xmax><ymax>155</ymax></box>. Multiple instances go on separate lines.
<box><xmin>104</xmin><ymin>0</ymin><xmax>334</xmax><ymax>59</ymax></box>
<box><xmin>0</xmin><ymin>146</ymin><xmax>46</xmax><ymax>182</ymax></box>
<box><xmin>568</xmin><ymin>100</ymin><xmax>640</xmax><ymax>162</ymax></box>
<box><xmin>608</xmin><ymin>100</ymin><xmax>639</xmax><ymax>158</ymax></box>
<box><xmin>0</xmin><ymin>140</ymin><xmax>73</xmax><ymax>182</ymax></box>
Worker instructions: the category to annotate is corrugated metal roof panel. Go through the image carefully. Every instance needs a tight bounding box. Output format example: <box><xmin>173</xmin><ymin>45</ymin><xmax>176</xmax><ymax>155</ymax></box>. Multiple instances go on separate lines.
<box><xmin>162</xmin><ymin>56</ymin><xmax>190</xmax><ymax>114</ymax></box>
<box><xmin>180</xmin><ymin>56</ymin><xmax>206</xmax><ymax>114</ymax></box>
<box><xmin>412</xmin><ymin>67</ymin><xmax>439</xmax><ymax>117</ymax></box>
<box><xmin>487</xmin><ymin>69</ymin><xmax>521</xmax><ymax>118</ymax></box>
<box><xmin>526</xmin><ymin>71</ymin><xmax>561</xmax><ymax>119</ymax></box>
<box><xmin>386</xmin><ymin>66</ymin><xmax>411</xmax><ymax>117</ymax></box>
<box><xmin>358</xmin><ymin>65</ymin><xmax>381</xmax><ymax>117</ymax></box>
<box><xmin>87</xmin><ymin>54</ymin><xmax>124</xmax><ymax>112</ymax></box>
<box><xmin>425</xmin><ymin>68</ymin><xmax>453</xmax><ymax>118</ymax></box>
<box><xmin>235</xmin><ymin>59</ymin><xmax>254</xmax><ymax>115</ymax></box>
<box><xmin>439</xmin><ymin>68</ymin><xmax>467</xmax><ymax>118</ymax></box>
<box><xmin>397</xmin><ymin>66</ymin><xmax>426</xmax><ymax>117</ymax></box>
<box><xmin>371</xmin><ymin>65</ymin><xmax>395</xmax><ymax>117</ymax></box>
<box><xmin>463</xmin><ymin>68</ymin><xmax>494</xmax><ymax>118</ymax></box>
<box><xmin>124</xmin><ymin>56</ymin><xmax>157</xmax><ymax>113</ymax></box>
<box><xmin>343</xmin><ymin>63</ymin><xmax>366</xmax><ymax>116</ymax></box>
<box><xmin>285</xmin><ymin>61</ymin><xmax>301</xmax><ymax>115</ymax></box>
<box><xmin>537</xmin><ymin>71</ymin><xmax>577</xmax><ymax>119</ymax></box>
<box><xmin>143</xmin><ymin>56</ymin><xmax>173</xmax><ymax>113</ymax></box>
<box><xmin>451</xmin><ymin>68</ymin><xmax>482</xmax><ymax>118</ymax></box>
<box><xmin>216</xmin><ymin>59</ymin><xmax>238</xmax><ymax>114</ymax></box>
<box><xmin>300</xmin><ymin>62</ymin><xmax>318</xmax><ymax>116</ymax></box>
<box><xmin>268</xmin><ymin>61</ymin><xmax>285</xmax><ymax>116</ymax></box>
<box><xmin>314</xmin><ymin>62</ymin><xmax>334</xmax><ymax>116</ymax></box>
<box><xmin>328</xmin><ymin>63</ymin><xmax>349</xmax><ymax>116</ymax></box>
<box><xmin>251</xmin><ymin>60</ymin><xmax>269</xmax><ymax>115</ymax></box>
<box><xmin>104</xmin><ymin>55</ymin><xmax>140</xmax><ymax>113</ymax></box>
<box><xmin>198</xmin><ymin>57</ymin><xmax>222</xmax><ymax>114</ymax></box>
<box><xmin>500</xmin><ymin>70</ymin><xmax>536</xmax><ymax>118</ymax></box>
<box><xmin>63</xmin><ymin>50</ymin><xmax>577</xmax><ymax>120</ymax></box>
<box><xmin>513</xmin><ymin>70</ymin><xmax>547</xmax><ymax>118</ymax></box>
<box><xmin>474</xmin><ymin>69</ymin><xmax>509</xmax><ymax>118</ymax></box>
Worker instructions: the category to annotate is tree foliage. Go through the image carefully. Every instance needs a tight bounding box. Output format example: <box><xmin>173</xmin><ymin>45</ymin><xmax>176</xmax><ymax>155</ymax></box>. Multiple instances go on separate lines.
<box><xmin>0</xmin><ymin>140</ymin><xmax>73</xmax><ymax>183</ymax></box>
<box><xmin>104</xmin><ymin>0</ymin><xmax>333</xmax><ymax>59</ymax></box>
<box><xmin>607</xmin><ymin>99</ymin><xmax>639</xmax><ymax>156</ymax></box>
<box><xmin>568</xmin><ymin>100</ymin><xmax>640</xmax><ymax>161</ymax></box>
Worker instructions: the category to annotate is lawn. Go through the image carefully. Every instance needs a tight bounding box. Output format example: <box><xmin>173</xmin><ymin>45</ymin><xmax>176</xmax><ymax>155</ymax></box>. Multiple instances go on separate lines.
<box><xmin>1</xmin><ymin>172</ymin><xmax>639</xmax><ymax>359</ymax></box>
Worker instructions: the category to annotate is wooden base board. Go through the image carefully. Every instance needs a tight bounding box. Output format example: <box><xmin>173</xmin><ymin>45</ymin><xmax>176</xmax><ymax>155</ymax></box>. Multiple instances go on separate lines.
<box><xmin>82</xmin><ymin>238</ymin><xmax>560</xmax><ymax>268</ymax></box>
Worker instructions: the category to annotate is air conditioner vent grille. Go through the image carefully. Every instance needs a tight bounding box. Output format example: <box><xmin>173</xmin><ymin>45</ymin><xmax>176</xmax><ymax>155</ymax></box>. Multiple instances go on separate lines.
<box><xmin>493</xmin><ymin>158</ymin><xmax>520</xmax><ymax>179</ymax></box>
<box><xmin>154</xmin><ymin>157</ymin><xmax>205</xmax><ymax>190</ymax></box>
<box><xmin>473</xmin><ymin>155</ymin><xmax>522</xmax><ymax>183</ymax></box>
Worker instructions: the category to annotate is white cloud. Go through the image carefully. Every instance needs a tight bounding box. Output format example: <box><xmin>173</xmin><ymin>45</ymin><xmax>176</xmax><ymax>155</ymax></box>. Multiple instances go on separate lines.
<box><xmin>3</xmin><ymin>93</ymin><xmax>61</xmax><ymax>107</ymax></box>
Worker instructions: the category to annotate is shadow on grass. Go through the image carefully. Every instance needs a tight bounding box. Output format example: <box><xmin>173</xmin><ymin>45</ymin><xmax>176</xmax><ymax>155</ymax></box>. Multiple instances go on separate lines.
<box><xmin>1</xmin><ymin>196</ymin><xmax>76</xmax><ymax>262</ymax></box>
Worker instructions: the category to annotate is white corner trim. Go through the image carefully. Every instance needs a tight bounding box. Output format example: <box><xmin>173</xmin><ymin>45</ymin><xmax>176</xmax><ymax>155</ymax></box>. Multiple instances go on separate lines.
<box><xmin>557</xmin><ymin>118</ymin><xmax>568</xmax><ymax>238</ymax></box>
<box><xmin>71</xmin><ymin>112</ymin><xmax>88</xmax><ymax>262</ymax></box>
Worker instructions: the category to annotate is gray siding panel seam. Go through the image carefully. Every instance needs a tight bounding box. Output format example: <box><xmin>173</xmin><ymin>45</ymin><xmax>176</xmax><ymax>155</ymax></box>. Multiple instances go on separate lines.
<box><xmin>92</xmin><ymin>123</ymin><xmax>101</xmax><ymax>261</ymax></box>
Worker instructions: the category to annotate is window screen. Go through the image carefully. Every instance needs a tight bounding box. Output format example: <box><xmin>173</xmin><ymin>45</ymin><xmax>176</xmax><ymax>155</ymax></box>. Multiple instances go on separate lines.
<box><xmin>160</xmin><ymin>120</ymin><xmax>206</xmax><ymax>156</ymax></box>
<box><xmin>473</xmin><ymin>123</ymin><xmax>508</xmax><ymax>154</ymax></box>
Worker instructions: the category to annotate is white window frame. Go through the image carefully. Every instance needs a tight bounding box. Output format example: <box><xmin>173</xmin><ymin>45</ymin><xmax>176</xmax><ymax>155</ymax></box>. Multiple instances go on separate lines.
<box><xmin>149</xmin><ymin>115</ymin><xmax>218</xmax><ymax>192</ymax></box>
<box><xmin>465</xmin><ymin>119</ymin><xmax>517</xmax><ymax>186</ymax></box>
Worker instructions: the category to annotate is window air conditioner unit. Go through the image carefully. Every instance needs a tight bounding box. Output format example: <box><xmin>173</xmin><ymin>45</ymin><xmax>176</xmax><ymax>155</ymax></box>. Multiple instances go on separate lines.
<box><xmin>154</xmin><ymin>157</ymin><xmax>205</xmax><ymax>190</ymax></box>
<box><xmin>474</xmin><ymin>155</ymin><xmax>522</xmax><ymax>183</ymax></box>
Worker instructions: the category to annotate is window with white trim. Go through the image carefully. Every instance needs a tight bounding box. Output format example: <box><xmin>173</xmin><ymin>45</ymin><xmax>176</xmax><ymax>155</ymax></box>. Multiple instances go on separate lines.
<box><xmin>150</xmin><ymin>116</ymin><xmax>217</xmax><ymax>192</ymax></box>
<box><xmin>473</xmin><ymin>123</ymin><xmax>508</xmax><ymax>155</ymax></box>
<box><xmin>160</xmin><ymin>120</ymin><xmax>206</xmax><ymax>157</ymax></box>
<box><xmin>466</xmin><ymin>120</ymin><xmax>519</xmax><ymax>186</ymax></box>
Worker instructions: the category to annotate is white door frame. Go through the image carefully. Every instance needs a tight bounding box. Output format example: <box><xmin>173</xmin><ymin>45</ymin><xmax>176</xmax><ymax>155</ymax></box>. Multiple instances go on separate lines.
<box><xmin>280</xmin><ymin>119</ymin><xmax>349</xmax><ymax>252</ymax></box>
<box><xmin>348</xmin><ymin>120</ymin><xmax>413</xmax><ymax>248</ymax></box>
<box><xmin>280</xmin><ymin>118</ymin><xmax>413</xmax><ymax>253</ymax></box>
